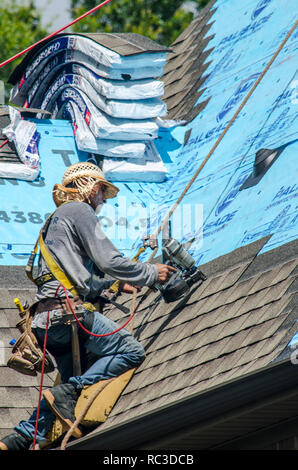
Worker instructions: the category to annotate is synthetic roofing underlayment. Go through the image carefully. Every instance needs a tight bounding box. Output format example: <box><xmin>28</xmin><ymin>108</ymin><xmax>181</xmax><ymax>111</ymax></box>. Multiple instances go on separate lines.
<box><xmin>0</xmin><ymin>0</ymin><xmax>297</xmax><ymax>448</ymax></box>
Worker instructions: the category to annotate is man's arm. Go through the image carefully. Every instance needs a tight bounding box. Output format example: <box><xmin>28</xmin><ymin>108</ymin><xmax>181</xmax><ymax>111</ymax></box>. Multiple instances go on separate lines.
<box><xmin>74</xmin><ymin>204</ymin><xmax>160</xmax><ymax>287</ymax></box>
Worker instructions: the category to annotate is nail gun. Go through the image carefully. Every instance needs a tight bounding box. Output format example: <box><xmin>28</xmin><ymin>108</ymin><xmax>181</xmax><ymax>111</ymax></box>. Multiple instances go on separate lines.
<box><xmin>152</xmin><ymin>238</ymin><xmax>207</xmax><ymax>303</ymax></box>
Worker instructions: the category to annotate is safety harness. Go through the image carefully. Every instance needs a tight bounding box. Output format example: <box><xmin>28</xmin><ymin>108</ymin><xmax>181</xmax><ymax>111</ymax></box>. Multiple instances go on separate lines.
<box><xmin>8</xmin><ymin>206</ymin><xmax>143</xmax><ymax>379</ymax></box>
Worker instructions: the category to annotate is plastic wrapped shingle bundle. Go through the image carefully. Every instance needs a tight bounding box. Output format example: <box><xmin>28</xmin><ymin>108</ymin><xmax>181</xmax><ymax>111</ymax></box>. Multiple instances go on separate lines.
<box><xmin>8</xmin><ymin>33</ymin><xmax>171</xmax><ymax>182</ymax></box>
<box><xmin>0</xmin><ymin>106</ymin><xmax>40</xmax><ymax>181</ymax></box>
<box><xmin>101</xmin><ymin>141</ymin><xmax>168</xmax><ymax>183</ymax></box>
<box><xmin>59</xmin><ymin>100</ymin><xmax>147</xmax><ymax>159</ymax></box>
<box><xmin>49</xmin><ymin>87</ymin><xmax>159</xmax><ymax>141</ymax></box>
<box><xmin>39</xmin><ymin>72</ymin><xmax>167</xmax><ymax>120</ymax></box>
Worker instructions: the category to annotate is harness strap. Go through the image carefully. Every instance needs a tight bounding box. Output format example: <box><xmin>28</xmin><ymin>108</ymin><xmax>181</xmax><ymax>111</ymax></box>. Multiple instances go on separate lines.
<box><xmin>25</xmin><ymin>208</ymin><xmax>79</xmax><ymax>297</ymax></box>
<box><xmin>38</xmin><ymin>232</ymin><xmax>78</xmax><ymax>296</ymax></box>
<box><xmin>34</xmin><ymin>272</ymin><xmax>56</xmax><ymax>288</ymax></box>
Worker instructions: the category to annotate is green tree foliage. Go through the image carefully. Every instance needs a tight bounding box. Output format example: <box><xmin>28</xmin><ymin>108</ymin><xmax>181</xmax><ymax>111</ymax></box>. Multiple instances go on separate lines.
<box><xmin>71</xmin><ymin>0</ymin><xmax>209</xmax><ymax>46</ymax></box>
<box><xmin>0</xmin><ymin>0</ymin><xmax>48</xmax><ymax>95</ymax></box>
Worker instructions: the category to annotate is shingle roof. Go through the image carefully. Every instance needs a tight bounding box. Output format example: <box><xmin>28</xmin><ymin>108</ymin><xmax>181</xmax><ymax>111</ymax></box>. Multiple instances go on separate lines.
<box><xmin>0</xmin><ymin>0</ymin><xmax>297</xmax><ymax>450</ymax></box>
<box><xmin>67</xmin><ymin>236</ymin><xmax>298</xmax><ymax>449</ymax></box>
<box><xmin>0</xmin><ymin>236</ymin><xmax>296</xmax><ymax>445</ymax></box>
<box><xmin>78</xmin><ymin>32</ymin><xmax>171</xmax><ymax>56</ymax></box>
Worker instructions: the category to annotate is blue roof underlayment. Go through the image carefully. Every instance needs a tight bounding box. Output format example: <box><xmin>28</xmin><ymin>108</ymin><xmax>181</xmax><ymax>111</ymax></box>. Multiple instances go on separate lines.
<box><xmin>0</xmin><ymin>0</ymin><xmax>297</xmax><ymax>268</ymax></box>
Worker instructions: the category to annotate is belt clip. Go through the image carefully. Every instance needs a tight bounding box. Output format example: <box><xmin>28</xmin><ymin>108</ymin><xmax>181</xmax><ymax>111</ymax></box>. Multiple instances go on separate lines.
<box><xmin>74</xmin><ymin>304</ymin><xmax>86</xmax><ymax>315</ymax></box>
<box><xmin>143</xmin><ymin>234</ymin><xmax>158</xmax><ymax>250</ymax></box>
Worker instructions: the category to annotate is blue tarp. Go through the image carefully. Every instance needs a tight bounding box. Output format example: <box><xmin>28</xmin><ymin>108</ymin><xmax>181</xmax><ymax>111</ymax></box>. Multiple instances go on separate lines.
<box><xmin>0</xmin><ymin>0</ymin><xmax>297</xmax><ymax>266</ymax></box>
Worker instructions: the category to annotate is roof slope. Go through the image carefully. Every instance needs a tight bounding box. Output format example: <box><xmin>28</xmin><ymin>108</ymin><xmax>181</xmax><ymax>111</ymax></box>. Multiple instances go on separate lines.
<box><xmin>0</xmin><ymin>0</ymin><xmax>297</xmax><ymax>450</ymax></box>
<box><xmin>0</xmin><ymin>286</ymin><xmax>56</xmax><ymax>440</ymax></box>
<box><xmin>0</xmin><ymin>236</ymin><xmax>296</xmax><ymax>445</ymax></box>
<box><xmin>69</xmin><ymin>236</ymin><xmax>298</xmax><ymax>449</ymax></box>
<box><xmin>1</xmin><ymin>0</ymin><xmax>297</xmax><ymax>266</ymax></box>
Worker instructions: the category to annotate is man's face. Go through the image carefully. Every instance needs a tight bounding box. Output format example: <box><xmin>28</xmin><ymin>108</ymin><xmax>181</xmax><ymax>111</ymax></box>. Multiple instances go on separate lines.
<box><xmin>90</xmin><ymin>182</ymin><xmax>106</xmax><ymax>213</ymax></box>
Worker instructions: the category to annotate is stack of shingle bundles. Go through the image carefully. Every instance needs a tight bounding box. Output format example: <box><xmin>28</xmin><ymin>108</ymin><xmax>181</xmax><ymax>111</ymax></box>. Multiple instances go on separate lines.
<box><xmin>9</xmin><ymin>33</ymin><xmax>171</xmax><ymax>182</ymax></box>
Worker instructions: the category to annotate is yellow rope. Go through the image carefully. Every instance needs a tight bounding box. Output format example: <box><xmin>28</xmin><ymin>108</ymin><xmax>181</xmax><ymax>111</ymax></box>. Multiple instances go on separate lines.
<box><xmin>131</xmin><ymin>19</ymin><xmax>298</xmax><ymax>305</ymax></box>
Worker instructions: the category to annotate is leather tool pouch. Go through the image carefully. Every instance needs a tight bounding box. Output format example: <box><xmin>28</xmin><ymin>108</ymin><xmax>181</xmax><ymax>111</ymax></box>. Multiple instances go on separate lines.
<box><xmin>7</xmin><ymin>303</ymin><xmax>55</xmax><ymax>377</ymax></box>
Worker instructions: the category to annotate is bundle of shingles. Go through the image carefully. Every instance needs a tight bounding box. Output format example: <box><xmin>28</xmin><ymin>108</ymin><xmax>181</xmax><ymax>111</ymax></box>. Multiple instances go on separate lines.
<box><xmin>0</xmin><ymin>106</ymin><xmax>46</xmax><ymax>181</ymax></box>
<box><xmin>8</xmin><ymin>33</ymin><xmax>171</xmax><ymax>182</ymax></box>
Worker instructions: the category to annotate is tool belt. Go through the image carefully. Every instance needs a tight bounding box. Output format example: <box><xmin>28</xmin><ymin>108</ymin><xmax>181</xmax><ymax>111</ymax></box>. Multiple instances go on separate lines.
<box><xmin>7</xmin><ymin>303</ymin><xmax>55</xmax><ymax>377</ymax></box>
<box><xmin>35</xmin><ymin>295</ymin><xmax>84</xmax><ymax>315</ymax></box>
<box><xmin>7</xmin><ymin>296</ymin><xmax>96</xmax><ymax>377</ymax></box>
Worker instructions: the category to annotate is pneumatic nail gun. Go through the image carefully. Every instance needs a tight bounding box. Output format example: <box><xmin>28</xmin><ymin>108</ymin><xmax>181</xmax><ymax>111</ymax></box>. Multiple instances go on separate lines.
<box><xmin>153</xmin><ymin>238</ymin><xmax>207</xmax><ymax>303</ymax></box>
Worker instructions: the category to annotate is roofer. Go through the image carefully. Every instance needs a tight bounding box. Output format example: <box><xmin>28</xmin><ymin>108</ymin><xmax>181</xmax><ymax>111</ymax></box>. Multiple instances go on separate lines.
<box><xmin>0</xmin><ymin>162</ymin><xmax>176</xmax><ymax>451</ymax></box>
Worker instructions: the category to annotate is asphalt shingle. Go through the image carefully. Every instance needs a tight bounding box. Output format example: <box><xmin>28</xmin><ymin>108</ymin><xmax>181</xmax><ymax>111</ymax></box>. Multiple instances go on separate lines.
<box><xmin>162</xmin><ymin>0</ymin><xmax>217</xmax><ymax>121</ymax></box>
<box><xmin>86</xmin><ymin>239</ymin><xmax>297</xmax><ymax>437</ymax></box>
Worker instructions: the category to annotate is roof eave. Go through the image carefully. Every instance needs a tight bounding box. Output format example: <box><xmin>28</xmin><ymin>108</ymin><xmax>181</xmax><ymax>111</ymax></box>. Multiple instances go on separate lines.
<box><xmin>67</xmin><ymin>357</ymin><xmax>298</xmax><ymax>450</ymax></box>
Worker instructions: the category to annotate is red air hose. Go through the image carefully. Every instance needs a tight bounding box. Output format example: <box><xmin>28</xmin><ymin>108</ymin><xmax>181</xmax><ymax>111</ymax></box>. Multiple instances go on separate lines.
<box><xmin>61</xmin><ymin>284</ymin><xmax>137</xmax><ymax>337</ymax></box>
<box><xmin>0</xmin><ymin>139</ymin><xmax>8</xmax><ymax>149</ymax></box>
<box><xmin>32</xmin><ymin>284</ymin><xmax>60</xmax><ymax>450</ymax></box>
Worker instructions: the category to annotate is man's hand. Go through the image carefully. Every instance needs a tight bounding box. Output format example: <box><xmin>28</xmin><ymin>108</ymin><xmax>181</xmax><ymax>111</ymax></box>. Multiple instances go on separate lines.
<box><xmin>120</xmin><ymin>283</ymin><xmax>142</xmax><ymax>294</ymax></box>
<box><xmin>119</xmin><ymin>263</ymin><xmax>177</xmax><ymax>292</ymax></box>
<box><xmin>155</xmin><ymin>263</ymin><xmax>177</xmax><ymax>284</ymax></box>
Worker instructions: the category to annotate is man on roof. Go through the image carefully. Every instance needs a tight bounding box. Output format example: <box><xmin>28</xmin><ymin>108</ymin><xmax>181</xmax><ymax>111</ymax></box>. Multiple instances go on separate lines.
<box><xmin>0</xmin><ymin>162</ymin><xmax>176</xmax><ymax>451</ymax></box>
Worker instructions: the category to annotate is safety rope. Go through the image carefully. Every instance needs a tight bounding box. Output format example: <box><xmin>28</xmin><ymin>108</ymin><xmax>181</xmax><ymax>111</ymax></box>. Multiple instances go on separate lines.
<box><xmin>60</xmin><ymin>377</ymin><xmax>114</xmax><ymax>451</ymax></box>
<box><xmin>32</xmin><ymin>311</ymin><xmax>50</xmax><ymax>451</ymax></box>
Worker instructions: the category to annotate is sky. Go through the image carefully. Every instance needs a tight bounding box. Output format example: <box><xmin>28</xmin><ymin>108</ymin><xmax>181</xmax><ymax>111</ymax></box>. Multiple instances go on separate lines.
<box><xmin>19</xmin><ymin>0</ymin><xmax>72</xmax><ymax>30</ymax></box>
<box><xmin>18</xmin><ymin>1</ymin><xmax>198</xmax><ymax>31</ymax></box>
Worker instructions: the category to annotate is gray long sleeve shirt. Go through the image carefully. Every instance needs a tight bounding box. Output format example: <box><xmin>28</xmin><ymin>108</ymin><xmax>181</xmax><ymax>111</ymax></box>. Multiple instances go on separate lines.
<box><xmin>35</xmin><ymin>201</ymin><xmax>158</xmax><ymax>301</ymax></box>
